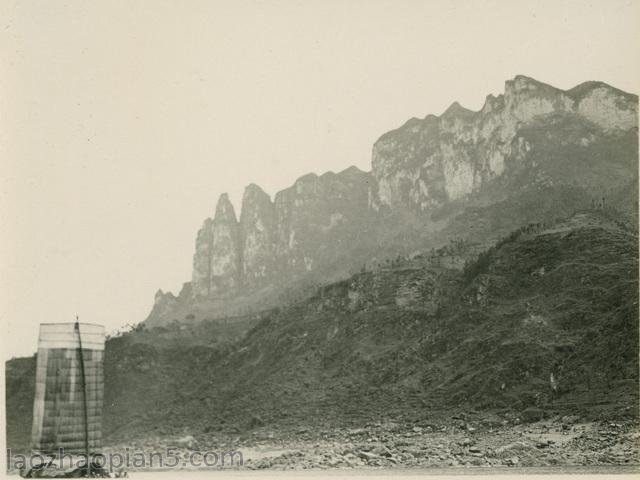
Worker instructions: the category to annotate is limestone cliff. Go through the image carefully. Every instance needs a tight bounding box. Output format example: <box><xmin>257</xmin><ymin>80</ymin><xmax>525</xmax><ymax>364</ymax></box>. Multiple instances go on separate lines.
<box><xmin>369</xmin><ymin>76</ymin><xmax>637</xmax><ymax>213</ymax></box>
<box><xmin>145</xmin><ymin>76</ymin><xmax>638</xmax><ymax>325</ymax></box>
<box><xmin>145</xmin><ymin>289</ymin><xmax>178</xmax><ymax>323</ymax></box>
<box><xmin>183</xmin><ymin>166</ymin><xmax>372</xmax><ymax>309</ymax></box>
<box><xmin>240</xmin><ymin>184</ymin><xmax>276</xmax><ymax>289</ymax></box>
<box><xmin>191</xmin><ymin>194</ymin><xmax>242</xmax><ymax>299</ymax></box>
<box><xmin>210</xmin><ymin>194</ymin><xmax>242</xmax><ymax>294</ymax></box>
<box><xmin>191</xmin><ymin>218</ymin><xmax>213</xmax><ymax>298</ymax></box>
<box><xmin>273</xmin><ymin>167</ymin><xmax>371</xmax><ymax>276</ymax></box>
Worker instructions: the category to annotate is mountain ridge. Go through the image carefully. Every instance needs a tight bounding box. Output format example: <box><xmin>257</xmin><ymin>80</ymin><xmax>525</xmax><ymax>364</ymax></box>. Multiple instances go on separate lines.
<box><xmin>145</xmin><ymin>76</ymin><xmax>638</xmax><ymax>325</ymax></box>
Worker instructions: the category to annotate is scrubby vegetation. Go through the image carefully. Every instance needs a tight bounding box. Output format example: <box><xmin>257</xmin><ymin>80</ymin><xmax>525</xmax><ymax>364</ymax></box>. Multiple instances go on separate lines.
<box><xmin>6</xmin><ymin>210</ymin><xmax>637</xmax><ymax>451</ymax></box>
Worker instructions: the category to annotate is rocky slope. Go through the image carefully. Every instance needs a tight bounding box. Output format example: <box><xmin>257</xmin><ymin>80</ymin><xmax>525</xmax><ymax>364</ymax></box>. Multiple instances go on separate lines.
<box><xmin>370</xmin><ymin>77</ymin><xmax>637</xmax><ymax>211</ymax></box>
<box><xmin>6</xmin><ymin>210</ymin><xmax>638</xmax><ymax>455</ymax></box>
<box><xmin>145</xmin><ymin>76</ymin><xmax>638</xmax><ymax>326</ymax></box>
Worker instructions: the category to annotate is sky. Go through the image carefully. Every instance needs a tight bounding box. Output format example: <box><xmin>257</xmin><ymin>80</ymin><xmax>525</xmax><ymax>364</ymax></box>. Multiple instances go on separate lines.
<box><xmin>1</xmin><ymin>0</ymin><xmax>639</xmax><ymax>359</ymax></box>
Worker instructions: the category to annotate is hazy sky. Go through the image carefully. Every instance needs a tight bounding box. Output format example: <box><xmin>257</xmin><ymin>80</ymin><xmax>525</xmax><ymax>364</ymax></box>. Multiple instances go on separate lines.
<box><xmin>2</xmin><ymin>0</ymin><xmax>639</xmax><ymax>359</ymax></box>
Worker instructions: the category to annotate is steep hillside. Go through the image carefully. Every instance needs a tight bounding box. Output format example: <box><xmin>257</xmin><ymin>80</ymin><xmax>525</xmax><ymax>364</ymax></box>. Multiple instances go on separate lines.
<box><xmin>6</xmin><ymin>210</ymin><xmax>637</xmax><ymax>450</ymax></box>
<box><xmin>170</xmin><ymin>211</ymin><xmax>638</xmax><ymax>433</ymax></box>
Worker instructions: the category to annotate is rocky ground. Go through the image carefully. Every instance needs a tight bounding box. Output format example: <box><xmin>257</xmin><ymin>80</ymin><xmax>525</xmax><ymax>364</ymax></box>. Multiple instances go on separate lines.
<box><xmin>94</xmin><ymin>416</ymin><xmax>639</xmax><ymax>472</ymax></box>
<box><xmin>7</xmin><ymin>415</ymin><xmax>639</xmax><ymax>476</ymax></box>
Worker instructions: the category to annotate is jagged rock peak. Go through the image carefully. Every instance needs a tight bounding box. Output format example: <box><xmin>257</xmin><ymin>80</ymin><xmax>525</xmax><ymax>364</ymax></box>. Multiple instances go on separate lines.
<box><xmin>338</xmin><ymin>165</ymin><xmax>367</xmax><ymax>177</ymax></box>
<box><xmin>178</xmin><ymin>282</ymin><xmax>192</xmax><ymax>298</ymax></box>
<box><xmin>154</xmin><ymin>289</ymin><xmax>175</xmax><ymax>304</ymax></box>
<box><xmin>214</xmin><ymin>193</ymin><xmax>238</xmax><ymax>223</ymax></box>
<box><xmin>566</xmin><ymin>80</ymin><xmax>639</xmax><ymax>102</ymax></box>
<box><xmin>415</xmin><ymin>114</ymin><xmax>440</xmax><ymax>127</ymax></box>
<box><xmin>242</xmin><ymin>183</ymin><xmax>272</xmax><ymax>205</ymax></box>
<box><xmin>191</xmin><ymin>218</ymin><xmax>214</xmax><ymax>298</ymax></box>
<box><xmin>240</xmin><ymin>183</ymin><xmax>275</xmax><ymax>229</ymax></box>
<box><xmin>505</xmin><ymin>75</ymin><xmax>562</xmax><ymax>95</ymax></box>
<box><xmin>239</xmin><ymin>183</ymin><xmax>276</xmax><ymax>288</ymax></box>
<box><xmin>295</xmin><ymin>172</ymin><xmax>319</xmax><ymax>184</ymax></box>
<box><xmin>442</xmin><ymin>101</ymin><xmax>476</xmax><ymax>118</ymax></box>
<box><xmin>481</xmin><ymin>93</ymin><xmax>504</xmax><ymax>114</ymax></box>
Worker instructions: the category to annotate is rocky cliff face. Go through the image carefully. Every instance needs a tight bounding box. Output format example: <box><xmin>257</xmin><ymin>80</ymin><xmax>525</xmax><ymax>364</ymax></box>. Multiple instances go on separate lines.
<box><xmin>191</xmin><ymin>218</ymin><xmax>213</xmax><ymax>298</ymax></box>
<box><xmin>273</xmin><ymin>167</ymin><xmax>372</xmax><ymax>275</ymax></box>
<box><xmin>184</xmin><ymin>167</ymin><xmax>372</xmax><ymax>307</ymax></box>
<box><xmin>240</xmin><ymin>184</ymin><xmax>277</xmax><ymax>289</ymax></box>
<box><xmin>145</xmin><ymin>76</ymin><xmax>638</xmax><ymax>325</ymax></box>
<box><xmin>191</xmin><ymin>194</ymin><xmax>242</xmax><ymax>299</ymax></box>
<box><xmin>210</xmin><ymin>194</ymin><xmax>242</xmax><ymax>293</ymax></box>
<box><xmin>369</xmin><ymin>76</ymin><xmax>638</xmax><ymax>212</ymax></box>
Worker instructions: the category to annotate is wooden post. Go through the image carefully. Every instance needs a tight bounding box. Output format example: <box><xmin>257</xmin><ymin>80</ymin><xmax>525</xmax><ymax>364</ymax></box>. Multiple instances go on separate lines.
<box><xmin>74</xmin><ymin>318</ymin><xmax>90</xmax><ymax>473</ymax></box>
